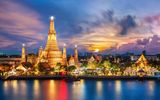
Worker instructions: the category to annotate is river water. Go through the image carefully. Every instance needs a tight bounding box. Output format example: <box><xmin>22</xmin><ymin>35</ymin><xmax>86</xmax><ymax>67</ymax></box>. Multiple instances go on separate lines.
<box><xmin>0</xmin><ymin>80</ymin><xmax>160</xmax><ymax>100</ymax></box>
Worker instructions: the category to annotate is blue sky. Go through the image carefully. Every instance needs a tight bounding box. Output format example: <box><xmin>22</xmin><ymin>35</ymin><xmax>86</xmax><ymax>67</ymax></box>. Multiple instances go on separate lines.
<box><xmin>0</xmin><ymin>0</ymin><xmax>160</xmax><ymax>55</ymax></box>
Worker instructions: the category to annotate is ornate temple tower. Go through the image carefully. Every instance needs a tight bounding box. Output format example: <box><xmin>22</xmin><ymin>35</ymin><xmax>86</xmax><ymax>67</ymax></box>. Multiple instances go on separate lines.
<box><xmin>38</xmin><ymin>46</ymin><xmax>43</xmax><ymax>58</ymax></box>
<box><xmin>21</xmin><ymin>43</ymin><xmax>26</xmax><ymax>62</ymax></box>
<box><xmin>136</xmin><ymin>53</ymin><xmax>148</xmax><ymax>71</ymax></box>
<box><xmin>62</xmin><ymin>44</ymin><xmax>67</xmax><ymax>66</ymax></box>
<box><xmin>69</xmin><ymin>55</ymin><xmax>75</xmax><ymax>66</ymax></box>
<box><xmin>74</xmin><ymin>45</ymin><xmax>79</xmax><ymax>68</ymax></box>
<box><xmin>44</xmin><ymin>16</ymin><xmax>62</xmax><ymax>67</ymax></box>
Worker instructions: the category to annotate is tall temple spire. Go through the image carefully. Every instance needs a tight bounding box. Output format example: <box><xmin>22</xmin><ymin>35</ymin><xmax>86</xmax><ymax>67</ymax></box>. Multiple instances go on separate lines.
<box><xmin>38</xmin><ymin>46</ymin><xmax>43</xmax><ymax>58</ymax></box>
<box><xmin>45</xmin><ymin>16</ymin><xmax>59</xmax><ymax>51</ymax></box>
<box><xmin>74</xmin><ymin>45</ymin><xmax>79</xmax><ymax>68</ymax></box>
<box><xmin>49</xmin><ymin>16</ymin><xmax>56</xmax><ymax>34</ymax></box>
<box><xmin>62</xmin><ymin>43</ymin><xmax>67</xmax><ymax>66</ymax></box>
<box><xmin>21</xmin><ymin>43</ymin><xmax>26</xmax><ymax>63</ymax></box>
<box><xmin>44</xmin><ymin>16</ymin><xmax>62</xmax><ymax>67</ymax></box>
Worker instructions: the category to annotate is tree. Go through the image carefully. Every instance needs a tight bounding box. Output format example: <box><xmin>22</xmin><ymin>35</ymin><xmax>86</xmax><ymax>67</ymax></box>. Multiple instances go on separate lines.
<box><xmin>67</xmin><ymin>65</ymin><xmax>76</xmax><ymax>72</ymax></box>
<box><xmin>54</xmin><ymin>63</ymin><xmax>61</xmax><ymax>73</ymax></box>
<box><xmin>103</xmin><ymin>60</ymin><xmax>111</xmax><ymax>70</ymax></box>
<box><xmin>81</xmin><ymin>62</ymin><xmax>88</xmax><ymax>68</ymax></box>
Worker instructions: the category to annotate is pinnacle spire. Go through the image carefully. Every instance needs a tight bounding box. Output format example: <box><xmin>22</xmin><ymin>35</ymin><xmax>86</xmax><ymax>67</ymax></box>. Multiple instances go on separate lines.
<box><xmin>44</xmin><ymin>16</ymin><xmax>62</xmax><ymax>67</ymax></box>
<box><xmin>21</xmin><ymin>43</ymin><xmax>26</xmax><ymax>62</ymax></box>
<box><xmin>49</xmin><ymin>16</ymin><xmax>56</xmax><ymax>34</ymax></box>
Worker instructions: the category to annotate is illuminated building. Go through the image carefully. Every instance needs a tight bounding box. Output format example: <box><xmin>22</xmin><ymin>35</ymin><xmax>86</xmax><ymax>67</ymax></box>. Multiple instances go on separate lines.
<box><xmin>124</xmin><ymin>53</ymin><xmax>158</xmax><ymax>76</ymax></box>
<box><xmin>27</xmin><ymin>54</ymin><xmax>37</xmax><ymax>65</ymax></box>
<box><xmin>44</xmin><ymin>16</ymin><xmax>62</xmax><ymax>67</ymax></box>
<box><xmin>62</xmin><ymin>44</ymin><xmax>67</xmax><ymax>66</ymax></box>
<box><xmin>135</xmin><ymin>53</ymin><xmax>148</xmax><ymax>70</ymax></box>
<box><xmin>16</xmin><ymin>63</ymin><xmax>26</xmax><ymax>72</ymax></box>
<box><xmin>68</xmin><ymin>55</ymin><xmax>75</xmax><ymax>66</ymax></box>
<box><xmin>38</xmin><ymin>46</ymin><xmax>43</xmax><ymax>58</ymax></box>
<box><xmin>87</xmin><ymin>55</ymin><xmax>96</xmax><ymax>69</ymax></box>
<box><xmin>74</xmin><ymin>45</ymin><xmax>79</xmax><ymax>68</ymax></box>
<box><xmin>21</xmin><ymin>44</ymin><xmax>26</xmax><ymax>63</ymax></box>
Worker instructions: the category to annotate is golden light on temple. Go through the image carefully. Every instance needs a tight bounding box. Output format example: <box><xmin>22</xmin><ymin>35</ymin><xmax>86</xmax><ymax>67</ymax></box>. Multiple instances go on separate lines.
<box><xmin>43</xmin><ymin>15</ymin><xmax>62</xmax><ymax>67</ymax></box>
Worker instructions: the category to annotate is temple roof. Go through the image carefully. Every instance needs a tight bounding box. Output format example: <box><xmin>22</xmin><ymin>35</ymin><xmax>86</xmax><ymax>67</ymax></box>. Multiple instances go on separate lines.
<box><xmin>16</xmin><ymin>64</ymin><xmax>26</xmax><ymax>71</ymax></box>
<box><xmin>136</xmin><ymin>53</ymin><xmax>148</xmax><ymax>65</ymax></box>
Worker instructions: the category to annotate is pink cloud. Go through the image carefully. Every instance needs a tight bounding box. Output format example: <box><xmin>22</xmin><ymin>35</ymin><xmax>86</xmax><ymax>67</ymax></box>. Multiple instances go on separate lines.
<box><xmin>0</xmin><ymin>36</ymin><xmax>16</xmax><ymax>48</ymax></box>
<box><xmin>59</xmin><ymin>13</ymin><xmax>160</xmax><ymax>54</ymax></box>
<box><xmin>0</xmin><ymin>1</ymin><xmax>46</xmax><ymax>48</ymax></box>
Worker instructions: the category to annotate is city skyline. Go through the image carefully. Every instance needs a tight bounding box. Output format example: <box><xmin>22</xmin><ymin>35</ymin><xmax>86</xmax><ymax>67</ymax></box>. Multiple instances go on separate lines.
<box><xmin>0</xmin><ymin>0</ymin><xmax>160</xmax><ymax>55</ymax></box>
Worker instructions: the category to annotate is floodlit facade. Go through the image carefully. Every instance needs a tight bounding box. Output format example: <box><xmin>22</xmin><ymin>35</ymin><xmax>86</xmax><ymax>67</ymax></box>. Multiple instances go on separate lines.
<box><xmin>43</xmin><ymin>16</ymin><xmax>62</xmax><ymax>67</ymax></box>
<box><xmin>62</xmin><ymin>44</ymin><xmax>67</xmax><ymax>66</ymax></box>
<box><xmin>21</xmin><ymin>44</ymin><xmax>26</xmax><ymax>63</ymax></box>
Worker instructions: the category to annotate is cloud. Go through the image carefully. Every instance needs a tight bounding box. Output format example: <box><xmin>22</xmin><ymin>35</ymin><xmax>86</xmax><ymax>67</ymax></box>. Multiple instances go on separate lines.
<box><xmin>0</xmin><ymin>0</ymin><xmax>46</xmax><ymax>48</ymax></box>
<box><xmin>118</xmin><ymin>15</ymin><xmax>137</xmax><ymax>35</ymax></box>
<box><xmin>0</xmin><ymin>36</ymin><xmax>16</xmax><ymax>48</ymax></box>
<box><xmin>59</xmin><ymin>10</ymin><xmax>160</xmax><ymax>54</ymax></box>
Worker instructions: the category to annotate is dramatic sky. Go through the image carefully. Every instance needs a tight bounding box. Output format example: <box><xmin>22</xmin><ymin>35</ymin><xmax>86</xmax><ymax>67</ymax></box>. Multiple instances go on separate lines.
<box><xmin>0</xmin><ymin>0</ymin><xmax>160</xmax><ymax>55</ymax></box>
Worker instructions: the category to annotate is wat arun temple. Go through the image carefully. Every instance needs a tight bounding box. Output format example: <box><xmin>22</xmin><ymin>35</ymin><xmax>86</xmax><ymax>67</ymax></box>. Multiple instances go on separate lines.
<box><xmin>33</xmin><ymin>16</ymin><xmax>78</xmax><ymax>68</ymax></box>
<box><xmin>1</xmin><ymin>16</ymin><xmax>158</xmax><ymax>77</ymax></box>
<box><xmin>43</xmin><ymin>16</ymin><xmax>62</xmax><ymax>67</ymax></box>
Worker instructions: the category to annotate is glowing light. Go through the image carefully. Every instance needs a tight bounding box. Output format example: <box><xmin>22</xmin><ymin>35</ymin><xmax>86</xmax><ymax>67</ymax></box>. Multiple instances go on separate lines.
<box><xmin>22</xmin><ymin>43</ymin><xmax>25</xmax><ymax>47</ymax></box>
<box><xmin>94</xmin><ymin>49</ymin><xmax>99</xmax><ymax>52</ymax></box>
<box><xmin>50</xmin><ymin>16</ymin><xmax>54</xmax><ymax>20</ymax></box>
<box><xmin>149</xmin><ymin>38</ymin><xmax>152</xmax><ymax>43</ymax></box>
<box><xmin>64</xmin><ymin>43</ymin><xmax>66</xmax><ymax>47</ymax></box>
<box><xmin>75</xmin><ymin>45</ymin><xmax>77</xmax><ymax>48</ymax></box>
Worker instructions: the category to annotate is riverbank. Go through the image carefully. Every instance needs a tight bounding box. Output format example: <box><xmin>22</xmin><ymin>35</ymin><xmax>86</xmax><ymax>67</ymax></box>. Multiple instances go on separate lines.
<box><xmin>0</xmin><ymin>75</ymin><xmax>159</xmax><ymax>80</ymax></box>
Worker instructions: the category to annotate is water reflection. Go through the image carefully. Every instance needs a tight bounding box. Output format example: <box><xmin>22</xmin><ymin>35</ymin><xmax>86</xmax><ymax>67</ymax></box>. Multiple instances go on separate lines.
<box><xmin>71</xmin><ymin>80</ymin><xmax>85</xmax><ymax>100</ymax></box>
<box><xmin>12</xmin><ymin>80</ymin><xmax>18</xmax><ymax>95</ymax></box>
<box><xmin>3</xmin><ymin>81</ymin><xmax>9</xmax><ymax>94</ymax></box>
<box><xmin>33</xmin><ymin>80</ymin><xmax>40</xmax><ymax>98</ymax></box>
<box><xmin>59</xmin><ymin>80</ymin><xmax>68</xmax><ymax>100</ymax></box>
<box><xmin>20</xmin><ymin>81</ymin><xmax>27</xmax><ymax>96</ymax></box>
<box><xmin>96</xmin><ymin>81</ymin><xmax>102</xmax><ymax>97</ymax></box>
<box><xmin>1</xmin><ymin>80</ymin><xmax>159</xmax><ymax>100</ymax></box>
<box><xmin>147</xmin><ymin>81</ymin><xmax>155</xmax><ymax>96</ymax></box>
<box><xmin>115</xmin><ymin>80</ymin><xmax>122</xmax><ymax>100</ymax></box>
<box><xmin>115</xmin><ymin>80</ymin><xmax>121</xmax><ymax>95</ymax></box>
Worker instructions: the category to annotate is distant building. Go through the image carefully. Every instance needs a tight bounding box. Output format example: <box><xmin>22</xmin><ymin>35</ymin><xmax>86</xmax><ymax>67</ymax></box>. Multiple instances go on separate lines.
<box><xmin>74</xmin><ymin>45</ymin><xmax>79</xmax><ymax>68</ymax></box>
<box><xmin>21</xmin><ymin>44</ymin><xmax>26</xmax><ymax>63</ymax></box>
<box><xmin>68</xmin><ymin>55</ymin><xmax>75</xmax><ymax>66</ymax></box>
<box><xmin>27</xmin><ymin>54</ymin><xmax>37</xmax><ymax>65</ymax></box>
<box><xmin>62</xmin><ymin>44</ymin><xmax>67</xmax><ymax>66</ymax></box>
<box><xmin>124</xmin><ymin>53</ymin><xmax>158</xmax><ymax>76</ymax></box>
<box><xmin>130</xmin><ymin>55</ymin><xmax>159</xmax><ymax>61</ymax></box>
<box><xmin>0</xmin><ymin>56</ymin><xmax>21</xmax><ymax>65</ymax></box>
